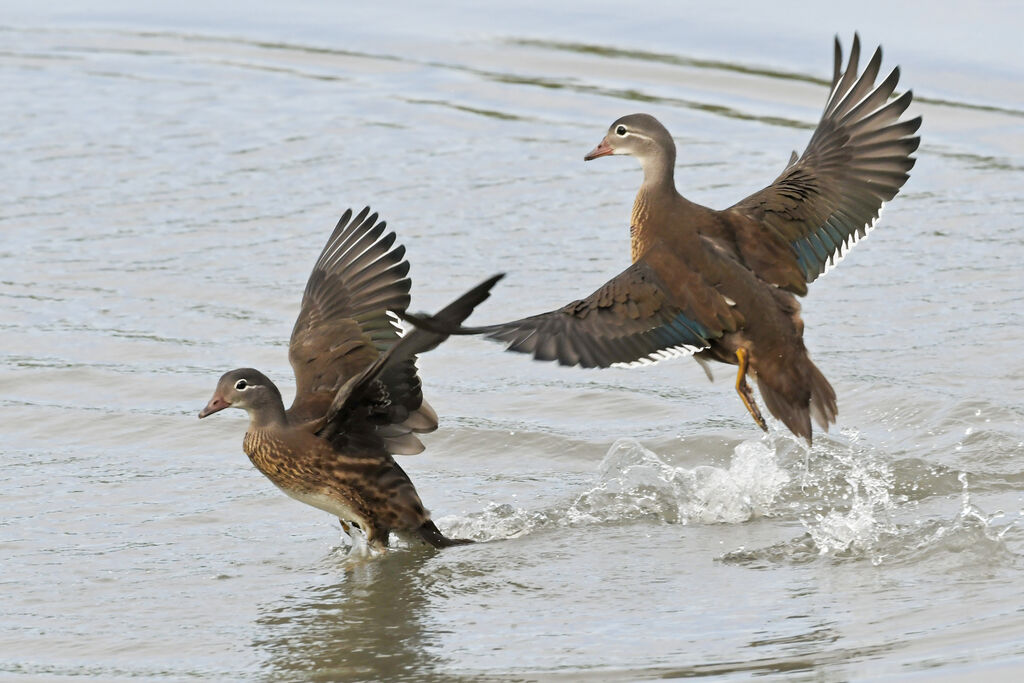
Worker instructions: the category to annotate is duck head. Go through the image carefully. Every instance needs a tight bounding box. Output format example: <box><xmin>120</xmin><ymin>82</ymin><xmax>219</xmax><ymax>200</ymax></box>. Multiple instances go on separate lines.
<box><xmin>199</xmin><ymin>368</ymin><xmax>284</xmax><ymax>424</ymax></box>
<box><xmin>584</xmin><ymin>113</ymin><xmax>677</xmax><ymax>186</ymax></box>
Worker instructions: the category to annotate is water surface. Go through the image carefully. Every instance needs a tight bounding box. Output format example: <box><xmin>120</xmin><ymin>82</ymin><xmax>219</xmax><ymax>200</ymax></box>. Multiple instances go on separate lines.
<box><xmin>3</xmin><ymin>2</ymin><xmax>1024</xmax><ymax>680</ymax></box>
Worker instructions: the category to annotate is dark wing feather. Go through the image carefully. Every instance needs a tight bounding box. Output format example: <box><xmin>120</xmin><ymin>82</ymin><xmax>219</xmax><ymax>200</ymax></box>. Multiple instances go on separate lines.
<box><xmin>477</xmin><ymin>261</ymin><xmax>719</xmax><ymax>369</ymax></box>
<box><xmin>319</xmin><ymin>275</ymin><xmax>503</xmax><ymax>451</ymax></box>
<box><xmin>286</xmin><ymin>208</ymin><xmax>437</xmax><ymax>452</ymax></box>
<box><xmin>729</xmin><ymin>34</ymin><xmax>921</xmax><ymax>287</ymax></box>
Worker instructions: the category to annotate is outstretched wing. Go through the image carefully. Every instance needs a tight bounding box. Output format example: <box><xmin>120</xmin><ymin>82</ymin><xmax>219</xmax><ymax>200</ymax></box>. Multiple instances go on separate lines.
<box><xmin>476</xmin><ymin>260</ymin><xmax>730</xmax><ymax>369</ymax></box>
<box><xmin>287</xmin><ymin>208</ymin><xmax>437</xmax><ymax>451</ymax></box>
<box><xmin>729</xmin><ymin>34</ymin><xmax>921</xmax><ymax>289</ymax></box>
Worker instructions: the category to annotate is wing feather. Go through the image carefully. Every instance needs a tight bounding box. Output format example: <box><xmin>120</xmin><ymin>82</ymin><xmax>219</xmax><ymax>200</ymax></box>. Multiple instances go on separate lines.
<box><xmin>729</xmin><ymin>34</ymin><xmax>921</xmax><ymax>287</ymax></box>
<box><xmin>321</xmin><ymin>275</ymin><xmax>503</xmax><ymax>450</ymax></box>
<box><xmin>478</xmin><ymin>260</ymin><xmax>727</xmax><ymax>369</ymax></box>
<box><xmin>286</xmin><ymin>209</ymin><xmax>434</xmax><ymax>452</ymax></box>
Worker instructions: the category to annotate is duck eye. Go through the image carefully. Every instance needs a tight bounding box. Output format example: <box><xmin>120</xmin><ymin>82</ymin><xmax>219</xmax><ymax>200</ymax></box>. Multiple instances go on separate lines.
<box><xmin>235</xmin><ymin>379</ymin><xmax>248</xmax><ymax>391</ymax></box>
<box><xmin>615</xmin><ymin>125</ymin><xmax>627</xmax><ymax>136</ymax></box>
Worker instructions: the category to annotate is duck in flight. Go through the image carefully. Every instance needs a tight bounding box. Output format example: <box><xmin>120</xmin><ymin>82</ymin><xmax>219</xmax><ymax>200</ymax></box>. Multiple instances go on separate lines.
<box><xmin>199</xmin><ymin>207</ymin><xmax>502</xmax><ymax>550</ymax></box>
<box><xmin>466</xmin><ymin>35</ymin><xmax>921</xmax><ymax>444</ymax></box>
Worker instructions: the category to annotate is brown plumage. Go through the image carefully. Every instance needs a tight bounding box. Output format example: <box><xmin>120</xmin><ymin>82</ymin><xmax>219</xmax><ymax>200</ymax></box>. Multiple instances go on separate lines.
<box><xmin>199</xmin><ymin>207</ymin><xmax>503</xmax><ymax>550</ymax></box>
<box><xmin>477</xmin><ymin>35</ymin><xmax>921</xmax><ymax>444</ymax></box>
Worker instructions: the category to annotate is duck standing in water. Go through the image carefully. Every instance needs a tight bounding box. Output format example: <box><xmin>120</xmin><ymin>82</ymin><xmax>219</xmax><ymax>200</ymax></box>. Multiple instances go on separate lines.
<box><xmin>199</xmin><ymin>207</ymin><xmax>502</xmax><ymax>550</ymax></box>
<box><xmin>475</xmin><ymin>35</ymin><xmax>921</xmax><ymax>444</ymax></box>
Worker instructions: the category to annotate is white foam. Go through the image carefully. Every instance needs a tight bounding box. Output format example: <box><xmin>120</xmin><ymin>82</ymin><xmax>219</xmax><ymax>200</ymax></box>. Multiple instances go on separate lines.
<box><xmin>436</xmin><ymin>437</ymin><xmax>791</xmax><ymax>540</ymax></box>
<box><xmin>569</xmin><ymin>438</ymin><xmax>790</xmax><ymax>525</ymax></box>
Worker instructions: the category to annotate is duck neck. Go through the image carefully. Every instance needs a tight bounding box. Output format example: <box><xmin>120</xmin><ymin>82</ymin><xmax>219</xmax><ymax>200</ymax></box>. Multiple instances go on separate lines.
<box><xmin>251</xmin><ymin>406</ymin><xmax>287</xmax><ymax>430</ymax></box>
<box><xmin>632</xmin><ymin>146</ymin><xmax>677</xmax><ymax>224</ymax></box>
<box><xmin>642</xmin><ymin>145</ymin><xmax>676</xmax><ymax>193</ymax></box>
<box><xmin>246</xmin><ymin>389</ymin><xmax>288</xmax><ymax>430</ymax></box>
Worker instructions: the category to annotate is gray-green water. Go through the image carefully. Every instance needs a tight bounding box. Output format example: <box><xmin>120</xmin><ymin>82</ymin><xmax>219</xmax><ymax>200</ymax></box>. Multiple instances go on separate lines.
<box><xmin>3</xmin><ymin>1</ymin><xmax>1024</xmax><ymax>680</ymax></box>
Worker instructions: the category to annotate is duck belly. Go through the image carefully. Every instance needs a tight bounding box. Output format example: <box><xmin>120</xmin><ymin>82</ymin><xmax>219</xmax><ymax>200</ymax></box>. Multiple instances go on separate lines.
<box><xmin>279</xmin><ymin>486</ymin><xmax>367</xmax><ymax>528</ymax></box>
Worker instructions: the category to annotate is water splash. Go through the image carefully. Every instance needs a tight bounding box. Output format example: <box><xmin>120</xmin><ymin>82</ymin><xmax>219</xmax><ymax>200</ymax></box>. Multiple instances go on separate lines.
<box><xmin>799</xmin><ymin>440</ymin><xmax>901</xmax><ymax>559</ymax></box>
<box><xmin>438</xmin><ymin>430</ymin><xmax>1021</xmax><ymax>569</ymax></box>
<box><xmin>724</xmin><ymin>466</ymin><xmax>1019</xmax><ymax>567</ymax></box>
<box><xmin>327</xmin><ymin>523</ymin><xmax>381</xmax><ymax>560</ymax></box>
<box><xmin>568</xmin><ymin>438</ymin><xmax>790</xmax><ymax>525</ymax></box>
<box><xmin>437</xmin><ymin>437</ymin><xmax>791</xmax><ymax>540</ymax></box>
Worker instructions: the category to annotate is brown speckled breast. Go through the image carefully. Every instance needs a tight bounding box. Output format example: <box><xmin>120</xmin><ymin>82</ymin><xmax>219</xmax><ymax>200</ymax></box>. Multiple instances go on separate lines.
<box><xmin>630</xmin><ymin>190</ymin><xmax>654</xmax><ymax>262</ymax></box>
<box><xmin>242</xmin><ymin>429</ymin><xmax>317</xmax><ymax>494</ymax></box>
<box><xmin>241</xmin><ymin>427</ymin><xmax>431</xmax><ymax>547</ymax></box>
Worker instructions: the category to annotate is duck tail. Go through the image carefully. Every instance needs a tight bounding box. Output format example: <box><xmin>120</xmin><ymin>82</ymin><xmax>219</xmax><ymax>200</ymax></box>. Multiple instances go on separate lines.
<box><xmin>417</xmin><ymin>520</ymin><xmax>474</xmax><ymax>549</ymax></box>
<box><xmin>807</xmin><ymin>358</ymin><xmax>838</xmax><ymax>433</ymax></box>
<box><xmin>756</xmin><ymin>356</ymin><xmax>837</xmax><ymax>445</ymax></box>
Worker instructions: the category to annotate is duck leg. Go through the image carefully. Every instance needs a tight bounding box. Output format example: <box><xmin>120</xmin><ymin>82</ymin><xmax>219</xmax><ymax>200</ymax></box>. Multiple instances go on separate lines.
<box><xmin>735</xmin><ymin>348</ymin><xmax>768</xmax><ymax>432</ymax></box>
